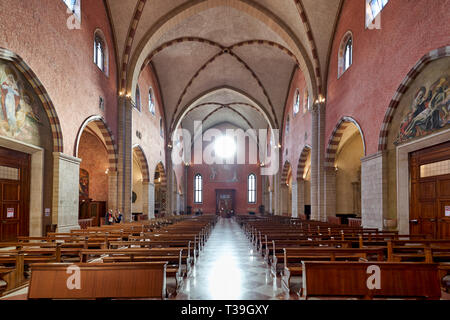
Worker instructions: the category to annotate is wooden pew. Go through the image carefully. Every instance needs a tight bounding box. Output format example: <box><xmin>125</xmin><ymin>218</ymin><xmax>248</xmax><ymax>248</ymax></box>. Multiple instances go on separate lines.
<box><xmin>28</xmin><ymin>262</ymin><xmax>167</xmax><ymax>299</ymax></box>
<box><xmin>300</xmin><ymin>261</ymin><xmax>441</xmax><ymax>300</ymax></box>
<box><xmin>279</xmin><ymin>247</ymin><xmax>385</xmax><ymax>292</ymax></box>
<box><xmin>0</xmin><ymin>253</ymin><xmax>25</xmax><ymax>296</ymax></box>
<box><xmin>79</xmin><ymin>248</ymin><xmax>186</xmax><ymax>294</ymax></box>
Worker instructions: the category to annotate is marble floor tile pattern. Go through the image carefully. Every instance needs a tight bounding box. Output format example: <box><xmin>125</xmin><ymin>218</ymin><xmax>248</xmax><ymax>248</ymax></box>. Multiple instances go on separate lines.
<box><xmin>173</xmin><ymin>217</ymin><xmax>298</xmax><ymax>300</ymax></box>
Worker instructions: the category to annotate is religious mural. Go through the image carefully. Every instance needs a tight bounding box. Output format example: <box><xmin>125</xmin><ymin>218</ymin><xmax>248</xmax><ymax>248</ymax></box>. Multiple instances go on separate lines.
<box><xmin>0</xmin><ymin>61</ymin><xmax>43</xmax><ymax>144</ymax></box>
<box><xmin>209</xmin><ymin>164</ymin><xmax>239</xmax><ymax>182</ymax></box>
<box><xmin>395</xmin><ymin>76</ymin><xmax>450</xmax><ymax>145</ymax></box>
<box><xmin>79</xmin><ymin>169</ymin><xmax>89</xmax><ymax>199</ymax></box>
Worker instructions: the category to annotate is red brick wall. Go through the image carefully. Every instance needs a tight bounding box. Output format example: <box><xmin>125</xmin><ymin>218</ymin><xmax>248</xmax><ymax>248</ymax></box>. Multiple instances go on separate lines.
<box><xmin>326</xmin><ymin>0</ymin><xmax>450</xmax><ymax>156</ymax></box>
<box><xmin>78</xmin><ymin>131</ymin><xmax>109</xmax><ymax>202</ymax></box>
<box><xmin>0</xmin><ymin>0</ymin><xmax>118</xmax><ymax>155</ymax></box>
<box><xmin>282</xmin><ymin>68</ymin><xmax>312</xmax><ymax>180</ymax></box>
<box><xmin>186</xmin><ymin>127</ymin><xmax>262</xmax><ymax>214</ymax></box>
<box><xmin>133</xmin><ymin>63</ymin><xmax>166</xmax><ymax>180</ymax></box>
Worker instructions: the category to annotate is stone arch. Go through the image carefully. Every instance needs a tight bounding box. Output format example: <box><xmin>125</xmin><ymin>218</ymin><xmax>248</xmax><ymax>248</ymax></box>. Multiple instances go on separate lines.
<box><xmin>378</xmin><ymin>46</ymin><xmax>450</xmax><ymax>151</ymax></box>
<box><xmin>296</xmin><ymin>145</ymin><xmax>312</xmax><ymax>180</ymax></box>
<box><xmin>125</xmin><ymin>0</ymin><xmax>318</xmax><ymax>104</ymax></box>
<box><xmin>74</xmin><ymin>115</ymin><xmax>118</xmax><ymax>172</ymax></box>
<box><xmin>132</xmin><ymin>144</ymin><xmax>150</xmax><ymax>183</ymax></box>
<box><xmin>171</xmin><ymin>86</ymin><xmax>276</xmax><ymax>139</ymax></box>
<box><xmin>325</xmin><ymin>116</ymin><xmax>366</xmax><ymax>169</ymax></box>
<box><xmin>281</xmin><ymin>161</ymin><xmax>292</xmax><ymax>186</ymax></box>
<box><xmin>0</xmin><ymin>47</ymin><xmax>63</xmax><ymax>152</ymax></box>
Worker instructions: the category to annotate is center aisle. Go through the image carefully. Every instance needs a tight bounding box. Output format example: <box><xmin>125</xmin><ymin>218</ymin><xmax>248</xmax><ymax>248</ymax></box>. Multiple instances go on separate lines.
<box><xmin>175</xmin><ymin>217</ymin><xmax>293</xmax><ymax>300</ymax></box>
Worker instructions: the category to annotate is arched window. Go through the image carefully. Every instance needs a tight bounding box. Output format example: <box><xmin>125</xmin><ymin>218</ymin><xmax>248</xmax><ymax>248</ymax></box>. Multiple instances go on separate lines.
<box><xmin>160</xmin><ymin>117</ymin><xmax>164</xmax><ymax>138</ymax></box>
<box><xmin>286</xmin><ymin>115</ymin><xmax>290</xmax><ymax>134</ymax></box>
<box><xmin>63</xmin><ymin>0</ymin><xmax>80</xmax><ymax>19</ymax></box>
<box><xmin>366</xmin><ymin>0</ymin><xmax>389</xmax><ymax>26</ymax></box>
<box><xmin>293</xmin><ymin>89</ymin><xmax>300</xmax><ymax>116</ymax></box>
<box><xmin>248</xmin><ymin>174</ymin><xmax>256</xmax><ymax>203</ymax></box>
<box><xmin>338</xmin><ymin>32</ymin><xmax>353</xmax><ymax>78</ymax></box>
<box><xmin>149</xmin><ymin>87</ymin><xmax>155</xmax><ymax>115</ymax></box>
<box><xmin>135</xmin><ymin>85</ymin><xmax>141</xmax><ymax>111</ymax></box>
<box><xmin>94</xmin><ymin>35</ymin><xmax>105</xmax><ymax>72</ymax></box>
<box><xmin>194</xmin><ymin>174</ymin><xmax>202</xmax><ymax>203</ymax></box>
<box><xmin>344</xmin><ymin>38</ymin><xmax>352</xmax><ymax>71</ymax></box>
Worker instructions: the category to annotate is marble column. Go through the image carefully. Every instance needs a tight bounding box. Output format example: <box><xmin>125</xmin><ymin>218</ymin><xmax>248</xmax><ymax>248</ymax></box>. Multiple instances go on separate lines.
<box><xmin>361</xmin><ymin>151</ymin><xmax>388</xmax><ymax>230</ymax></box>
<box><xmin>291</xmin><ymin>181</ymin><xmax>298</xmax><ymax>217</ymax></box>
<box><xmin>310</xmin><ymin>104</ymin><xmax>319</xmax><ymax>220</ymax></box>
<box><xmin>324</xmin><ymin>167</ymin><xmax>336</xmax><ymax>220</ymax></box>
<box><xmin>297</xmin><ymin>178</ymin><xmax>305</xmax><ymax>216</ymax></box>
<box><xmin>118</xmin><ymin>96</ymin><xmax>133</xmax><ymax>221</ymax></box>
<box><xmin>52</xmin><ymin>152</ymin><xmax>81</xmax><ymax>232</ymax></box>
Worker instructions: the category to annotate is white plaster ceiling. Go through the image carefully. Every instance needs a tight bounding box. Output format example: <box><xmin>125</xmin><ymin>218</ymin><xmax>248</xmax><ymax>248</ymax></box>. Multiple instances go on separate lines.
<box><xmin>105</xmin><ymin>0</ymin><xmax>343</xmax><ymax>134</ymax></box>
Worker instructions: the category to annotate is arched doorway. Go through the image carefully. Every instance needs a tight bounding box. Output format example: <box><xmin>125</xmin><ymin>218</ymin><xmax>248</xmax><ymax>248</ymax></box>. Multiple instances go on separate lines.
<box><xmin>154</xmin><ymin>162</ymin><xmax>167</xmax><ymax>218</ymax></box>
<box><xmin>380</xmin><ymin>51</ymin><xmax>450</xmax><ymax>236</ymax></box>
<box><xmin>75</xmin><ymin>117</ymin><xmax>118</xmax><ymax>225</ymax></box>
<box><xmin>0</xmin><ymin>51</ymin><xmax>61</xmax><ymax>239</ymax></box>
<box><xmin>296</xmin><ymin>146</ymin><xmax>311</xmax><ymax>219</ymax></box>
<box><xmin>325</xmin><ymin>118</ymin><xmax>365</xmax><ymax>223</ymax></box>
<box><xmin>132</xmin><ymin>145</ymin><xmax>150</xmax><ymax>220</ymax></box>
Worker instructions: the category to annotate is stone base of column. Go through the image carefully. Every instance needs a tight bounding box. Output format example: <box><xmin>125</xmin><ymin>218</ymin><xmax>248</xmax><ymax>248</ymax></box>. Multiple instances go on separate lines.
<box><xmin>361</xmin><ymin>152</ymin><xmax>387</xmax><ymax>230</ymax></box>
<box><xmin>52</xmin><ymin>152</ymin><xmax>82</xmax><ymax>232</ymax></box>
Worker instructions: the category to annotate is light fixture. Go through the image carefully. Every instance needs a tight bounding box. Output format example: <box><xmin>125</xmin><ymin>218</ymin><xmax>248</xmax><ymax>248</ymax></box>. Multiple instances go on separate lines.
<box><xmin>105</xmin><ymin>168</ymin><xmax>109</xmax><ymax>175</ymax></box>
<box><xmin>168</xmin><ymin>143</ymin><xmax>173</xmax><ymax>149</ymax></box>
<box><xmin>214</xmin><ymin>135</ymin><xmax>236</xmax><ymax>159</ymax></box>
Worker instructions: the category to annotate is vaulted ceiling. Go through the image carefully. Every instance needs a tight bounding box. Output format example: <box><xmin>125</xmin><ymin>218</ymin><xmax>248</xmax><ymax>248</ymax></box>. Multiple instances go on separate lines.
<box><xmin>105</xmin><ymin>0</ymin><xmax>342</xmax><ymax>137</ymax></box>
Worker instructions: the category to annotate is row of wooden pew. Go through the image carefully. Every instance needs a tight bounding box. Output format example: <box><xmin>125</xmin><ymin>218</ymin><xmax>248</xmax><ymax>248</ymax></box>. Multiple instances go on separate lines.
<box><xmin>236</xmin><ymin>215</ymin><xmax>450</xmax><ymax>300</ymax></box>
<box><xmin>0</xmin><ymin>215</ymin><xmax>218</xmax><ymax>299</ymax></box>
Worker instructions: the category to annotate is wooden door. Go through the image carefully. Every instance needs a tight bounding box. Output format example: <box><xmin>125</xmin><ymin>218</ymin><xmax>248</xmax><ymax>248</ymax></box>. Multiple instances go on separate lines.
<box><xmin>0</xmin><ymin>147</ymin><xmax>30</xmax><ymax>242</ymax></box>
<box><xmin>216</xmin><ymin>189</ymin><xmax>235</xmax><ymax>217</ymax></box>
<box><xmin>410</xmin><ymin>141</ymin><xmax>450</xmax><ymax>239</ymax></box>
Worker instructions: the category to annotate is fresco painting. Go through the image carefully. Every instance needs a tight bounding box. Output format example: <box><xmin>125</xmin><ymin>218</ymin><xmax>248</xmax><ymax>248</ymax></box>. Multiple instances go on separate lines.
<box><xmin>396</xmin><ymin>76</ymin><xmax>450</xmax><ymax>144</ymax></box>
<box><xmin>0</xmin><ymin>61</ymin><xmax>42</xmax><ymax>145</ymax></box>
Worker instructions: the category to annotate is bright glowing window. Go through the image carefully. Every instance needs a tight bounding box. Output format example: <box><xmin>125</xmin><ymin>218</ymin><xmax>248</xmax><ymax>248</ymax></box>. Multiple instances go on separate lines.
<box><xmin>248</xmin><ymin>174</ymin><xmax>256</xmax><ymax>203</ymax></box>
<box><xmin>293</xmin><ymin>89</ymin><xmax>300</xmax><ymax>116</ymax></box>
<box><xmin>214</xmin><ymin>135</ymin><xmax>236</xmax><ymax>159</ymax></box>
<box><xmin>62</xmin><ymin>0</ymin><xmax>80</xmax><ymax>18</ymax></box>
<box><xmin>149</xmin><ymin>87</ymin><xmax>155</xmax><ymax>115</ymax></box>
<box><xmin>338</xmin><ymin>31</ymin><xmax>353</xmax><ymax>78</ymax></box>
<box><xmin>194</xmin><ymin>174</ymin><xmax>202</xmax><ymax>203</ymax></box>
<box><xmin>367</xmin><ymin>0</ymin><xmax>389</xmax><ymax>23</ymax></box>
<box><xmin>94</xmin><ymin>35</ymin><xmax>105</xmax><ymax>72</ymax></box>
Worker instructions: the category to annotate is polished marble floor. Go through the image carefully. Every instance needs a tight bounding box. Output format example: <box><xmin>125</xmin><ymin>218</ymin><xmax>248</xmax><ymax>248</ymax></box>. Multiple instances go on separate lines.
<box><xmin>173</xmin><ymin>217</ymin><xmax>296</xmax><ymax>300</ymax></box>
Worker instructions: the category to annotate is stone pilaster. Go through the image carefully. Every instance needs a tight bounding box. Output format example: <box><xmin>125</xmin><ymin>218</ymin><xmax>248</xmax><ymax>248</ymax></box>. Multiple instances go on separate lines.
<box><xmin>297</xmin><ymin>178</ymin><xmax>305</xmax><ymax>216</ymax></box>
<box><xmin>107</xmin><ymin>170</ymin><xmax>118</xmax><ymax>211</ymax></box>
<box><xmin>291</xmin><ymin>181</ymin><xmax>298</xmax><ymax>217</ymax></box>
<box><xmin>147</xmin><ymin>182</ymin><xmax>155</xmax><ymax>218</ymax></box>
<box><xmin>318</xmin><ymin>103</ymin><xmax>326</xmax><ymax>221</ymax></box>
<box><xmin>118</xmin><ymin>96</ymin><xmax>133</xmax><ymax>221</ymax></box>
<box><xmin>324</xmin><ymin>167</ymin><xmax>336</xmax><ymax>219</ymax></box>
<box><xmin>361</xmin><ymin>151</ymin><xmax>388</xmax><ymax>230</ymax></box>
<box><xmin>310</xmin><ymin>104</ymin><xmax>319</xmax><ymax>220</ymax></box>
<box><xmin>273</xmin><ymin>172</ymin><xmax>281</xmax><ymax>215</ymax></box>
<box><xmin>52</xmin><ymin>152</ymin><xmax>81</xmax><ymax>232</ymax></box>
<box><xmin>142</xmin><ymin>181</ymin><xmax>150</xmax><ymax>218</ymax></box>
